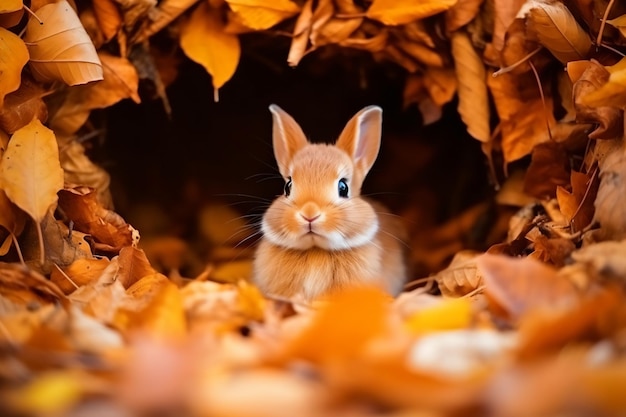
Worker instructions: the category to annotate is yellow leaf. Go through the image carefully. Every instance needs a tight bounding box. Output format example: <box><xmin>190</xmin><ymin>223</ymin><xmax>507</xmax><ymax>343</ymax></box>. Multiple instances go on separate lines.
<box><xmin>451</xmin><ymin>30</ymin><xmax>490</xmax><ymax>143</ymax></box>
<box><xmin>180</xmin><ymin>2</ymin><xmax>240</xmax><ymax>101</ymax></box>
<box><xmin>0</xmin><ymin>27</ymin><xmax>28</xmax><ymax>109</ymax></box>
<box><xmin>225</xmin><ymin>0</ymin><xmax>300</xmax><ymax>30</ymax></box>
<box><xmin>606</xmin><ymin>14</ymin><xmax>626</xmax><ymax>38</ymax></box>
<box><xmin>24</xmin><ymin>1</ymin><xmax>103</xmax><ymax>86</ymax></box>
<box><xmin>7</xmin><ymin>371</ymin><xmax>83</xmax><ymax>415</ymax></box>
<box><xmin>404</xmin><ymin>298</ymin><xmax>473</xmax><ymax>333</ymax></box>
<box><xmin>525</xmin><ymin>0</ymin><xmax>591</xmax><ymax>64</ymax></box>
<box><xmin>0</xmin><ymin>119</ymin><xmax>63</xmax><ymax>223</ymax></box>
<box><xmin>366</xmin><ymin>0</ymin><xmax>457</xmax><ymax>26</ymax></box>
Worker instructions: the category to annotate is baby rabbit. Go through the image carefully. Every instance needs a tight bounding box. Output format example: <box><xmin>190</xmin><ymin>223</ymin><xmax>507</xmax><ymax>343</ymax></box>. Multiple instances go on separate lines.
<box><xmin>253</xmin><ymin>105</ymin><xmax>407</xmax><ymax>301</ymax></box>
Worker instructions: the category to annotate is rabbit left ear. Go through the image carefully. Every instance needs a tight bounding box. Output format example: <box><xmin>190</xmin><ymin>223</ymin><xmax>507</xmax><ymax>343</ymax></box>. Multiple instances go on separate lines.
<box><xmin>336</xmin><ymin>106</ymin><xmax>382</xmax><ymax>180</ymax></box>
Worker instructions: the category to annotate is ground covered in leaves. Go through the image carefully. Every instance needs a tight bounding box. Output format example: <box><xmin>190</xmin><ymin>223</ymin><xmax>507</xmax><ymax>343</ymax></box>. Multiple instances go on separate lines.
<box><xmin>2</xmin><ymin>0</ymin><xmax>626</xmax><ymax>416</ymax></box>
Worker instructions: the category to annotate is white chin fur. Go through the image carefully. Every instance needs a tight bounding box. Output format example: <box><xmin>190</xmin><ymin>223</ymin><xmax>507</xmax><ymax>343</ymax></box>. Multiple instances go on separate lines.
<box><xmin>262</xmin><ymin>217</ymin><xmax>379</xmax><ymax>250</ymax></box>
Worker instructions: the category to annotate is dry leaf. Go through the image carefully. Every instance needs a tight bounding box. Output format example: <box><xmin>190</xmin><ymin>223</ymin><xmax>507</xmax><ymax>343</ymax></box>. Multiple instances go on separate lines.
<box><xmin>477</xmin><ymin>254</ymin><xmax>580</xmax><ymax>321</ymax></box>
<box><xmin>0</xmin><ymin>189</ymin><xmax>26</xmax><ymax>256</ymax></box>
<box><xmin>366</xmin><ymin>0</ymin><xmax>457</xmax><ymax>26</ymax></box>
<box><xmin>525</xmin><ymin>0</ymin><xmax>592</xmax><ymax>64</ymax></box>
<box><xmin>395</xmin><ymin>38</ymin><xmax>445</xmax><ymax>67</ymax></box>
<box><xmin>0</xmin><ymin>0</ymin><xmax>24</xmax><ymax>29</ymax></box>
<box><xmin>451</xmin><ymin>31</ymin><xmax>490</xmax><ymax>143</ymax></box>
<box><xmin>133</xmin><ymin>0</ymin><xmax>200</xmax><ymax>43</ymax></box>
<box><xmin>593</xmin><ymin>142</ymin><xmax>626</xmax><ymax>240</ymax></box>
<box><xmin>50</xmin><ymin>52</ymin><xmax>140</xmax><ymax>135</ymax></box>
<box><xmin>225</xmin><ymin>0</ymin><xmax>300</xmax><ymax>30</ymax></box>
<box><xmin>0</xmin><ymin>119</ymin><xmax>63</xmax><ymax>225</ymax></box>
<box><xmin>606</xmin><ymin>14</ymin><xmax>626</xmax><ymax>37</ymax></box>
<box><xmin>0</xmin><ymin>77</ymin><xmax>48</xmax><ymax>134</ymax></box>
<box><xmin>580</xmin><ymin>57</ymin><xmax>626</xmax><ymax>109</ymax></box>
<box><xmin>92</xmin><ymin>0</ymin><xmax>123</xmax><ymax>41</ymax></box>
<box><xmin>58</xmin><ymin>186</ymin><xmax>134</xmax><ymax>253</ymax></box>
<box><xmin>404</xmin><ymin>298</ymin><xmax>474</xmax><ymax>334</ymax></box>
<box><xmin>24</xmin><ymin>1</ymin><xmax>103</xmax><ymax>86</ymax></box>
<box><xmin>436</xmin><ymin>250</ymin><xmax>484</xmax><ymax>296</ymax></box>
<box><xmin>180</xmin><ymin>1</ymin><xmax>240</xmax><ymax>101</ymax></box>
<box><xmin>572</xmin><ymin>60</ymin><xmax>624</xmax><ymax>139</ymax></box>
<box><xmin>487</xmin><ymin>71</ymin><xmax>556</xmax><ymax>162</ymax></box>
<box><xmin>286</xmin><ymin>0</ymin><xmax>313</xmax><ymax>67</ymax></box>
<box><xmin>556</xmin><ymin>169</ymin><xmax>598</xmax><ymax>232</ymax></box>
<box><xmin>0</xmin><ymin>27</ymin><xmax>28</xmax><ymax>110</ymax></box>
<box><xmin>50</xmin><ymin>257</ymin><xmax>111</xmax><ymax>294</ymax></box>
<box><xmin>491</xmin><ymin>0</ymin><xmax>526</xmax><ymax>51</ymax></box>
<box><xmin>523</xmin><ymin>141</ymin><xmax>571</xmax><ymax>199</ymax></box>
<box><xmin>445</xmin><ymin>0</ymin><xmax>484</xmax><ymax>32</ymax></box>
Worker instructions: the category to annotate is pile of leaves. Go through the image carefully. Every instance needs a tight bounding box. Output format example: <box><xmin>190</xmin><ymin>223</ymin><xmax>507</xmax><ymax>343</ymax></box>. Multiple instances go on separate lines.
<box><xmin>2</xmin><ymin>0</ymin><xmax>626</xmax><ymax>415</ymax></box>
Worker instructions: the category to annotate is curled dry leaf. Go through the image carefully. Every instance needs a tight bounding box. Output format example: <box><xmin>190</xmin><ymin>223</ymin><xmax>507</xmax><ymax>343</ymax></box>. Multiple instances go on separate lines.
<box><xmin>92</xmin><ymin>0</ymin><xmax>123</xmax><ymax>41</ymax></box>
<box><xmin>287</xmin><ymin>0</ymin><xmax>313</xmax><ymax>67</ymax></box>
<box><xmin>451</xmin><ymin>31</ymin><xmax>490</xmax><ymax>143</ymax></box>
<box><xmin>180</xmin><ymin>1</ymin><xmax>240</xmax><ymax>101</ymax></box>
<box><xmin>0</xmin><ymin>77</ymin><xmax>48</xmax><ymax>134</ymax></box>
<box><xmin>556</xmin><ymin>169</ymin><xmax>598</xmax><ymax>232</ymax></box>
<box><xmin>580</xmin><ymin>57</ymin><xmax>626</xmax><ymax>109</ymax></box>
<box><xmin>50</xmin><ymin>52</ymin><xmax>140</xmax><ymax>135</ymax></box>
<box><xmin>436</xmin><ymin>250</ymin><xmax>484</xmax><ymax>297</ymax></box>
<box><xmin>225</xmin><ymin>0</ymin><xmax>300</xmax><ymax>30</ymax></box>
<box><xmin>24</xmin><ymin>1</ymin><xmax>103</xmax><ymax>86</ymax></box>
<box><xmin>58</xmin><ymin>186</ymin><xmax>134</xmax><ymax>253</ymax></box>
<box><xmin>0</xmin><ymin>119</ymin><xmax>63</xmax><ymax>224</ymax></box>
<box><xmin>0</xmin><ymin>27</ymin><xmax>28</xmax><ymax>110</ymax></box>
<box><xmin>133</xmin><ymin>0</ymin><xmax>200</xmax><ymax>43</ymax></box>
<box><xmin>366</xmin><ymin>0</ymin><xmax>457</xmax><ymax>26</ymax></box>
<box><xmin>312</xmin><ymin>17</ymin><xmax>363</xmax><ymax>48</ymax></box>
<box><xmin>525</xmin><ymin>0</ymin><xmax>592</xmax><ymax>64</ymax></box>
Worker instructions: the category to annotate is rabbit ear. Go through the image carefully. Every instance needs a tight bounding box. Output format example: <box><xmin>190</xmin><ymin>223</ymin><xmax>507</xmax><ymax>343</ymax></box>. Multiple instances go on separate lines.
<box><xmin>269</xmin><ymin>104</ymin><xmax>308</xmax><ymax>178</ymax></box>
<box><xmin>336</xmin><ymin>106</ymin><xmax>382</xmax><ymax>180</ymax></box>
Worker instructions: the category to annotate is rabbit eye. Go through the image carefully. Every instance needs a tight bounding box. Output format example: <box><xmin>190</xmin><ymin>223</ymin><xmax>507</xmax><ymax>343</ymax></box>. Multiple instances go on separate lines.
<box><xmin>284</xmin><ymin>177</ymin><xmax>292</xmax><ymax>196</ymax></box>
<box><xmin>338</xmin><ymin>178</ymin><xmax>349</xmax><ymax>198</ymax></box>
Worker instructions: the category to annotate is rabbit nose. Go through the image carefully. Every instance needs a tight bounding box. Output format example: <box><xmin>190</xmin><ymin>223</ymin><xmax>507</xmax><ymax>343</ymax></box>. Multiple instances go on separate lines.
<box><xmin>300</xmin><ymin>213</ymin><xmax>320</xmax><ymax>223</ymax></box>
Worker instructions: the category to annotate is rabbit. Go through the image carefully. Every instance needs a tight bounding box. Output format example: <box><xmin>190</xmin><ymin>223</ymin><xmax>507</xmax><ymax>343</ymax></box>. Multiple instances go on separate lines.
<box><xmin>253</xmin><ymin>104</ymin><xmax>408</xmax><ymax>301</ymax></box>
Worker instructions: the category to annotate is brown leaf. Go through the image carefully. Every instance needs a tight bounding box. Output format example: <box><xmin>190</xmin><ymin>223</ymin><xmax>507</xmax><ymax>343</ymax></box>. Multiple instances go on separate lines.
<box><xmin>24</xmin><ymin>1</ymin><xmax>103</xmax><ymax>86</ymax></box>
<box><xmin>0</xmin><ymin>27</ymin><xmax>28</xmax><ymax>110</ymax></box>
<box><xmin>0</xmin><ymin>77</ymin><xmax>48</xmax><ymax>134</ymax></box>
<box><xmin>525</xmin><ymin>0</ymin><xmax>592</xmax><ymax>64</ymax></box>
<box><xmin>523</xmin><ymin>141</ymin><xmax>571</xmax><ymax>199</ymax></box>
<box><xmin>225</xmin><ymin>0</ymin><xmax>300</xmax><ymax>30</ymax></box>
<box><xmin>451</xmin><ymin>30</ymin><xmax>490</xmax><ymax>143</ymax></box>
<box><xmin>0</xmin><ymin>189</ymin><xmax>26</xmax><ymax>257</ymax></box>
<box><xmin>436</xmin><ymin>250</ymin><xmax>484</xmax><ymax>297</ymax></box>
<box><xmin>580</xmin><ymin>57</ymin><xmax>626</xmax><ymax>109</ymax></box>
<box><xmin>0</xmin><ymin>119</ymin><xmax>63</xmax><ymax>224</ymax></box>
<box><xmin>445</xmin><ymin>0</ymin><xmax>484</xmax><ymax>32</ymax></box>
<box><xmin>395</xmin><ymin>38</ymin><xmax>445</xmax><ymax>67</ymax></box>
<box><xmin>593</xmin><ymin>142</ymin><xmax>626</xmax><ymax>240</ymax></box>
<box><xmin>556</xmin><ymin>169</ymin><xmax>598</xmax><ymax>232</ymax></box>
<box><xmin>366</xmin><ymin>0</ymin><xmax>457</xmax><ymax>26</ymax></box>
<box><xmin>133</xmin><ymin>0</ymin><xmax>199</xmax><ymax>43</ymax></box>
<box><xmin>606</xmin><ymin>13</ymin><xmax>626</xmax><ymax>38</ymax></box>
<box><xmin>117</xmin><ymin>246</ymin><xmax>158</xmax><ymax>289</ymax></box>
<box><xmin>286</xmin><ymin>0</ymin><xmax>313</xmax><ymax>67</ymax></box>
<box><xmin>92</xmin><ymin>0</ymin><xmax>122</xmax><ymax>41</ymax></box>
<box><xmin>477</xmin><ymin>254</ymin><xmax>580</xmax><ymax>321</ymax></box>
<box><xmin>58</xmin><ymin>186</ymin><xmax>134</xmax><ymax>253</ymax></box>
<box><xmin>179</xmin><ymin>2</ymin><xmax>240</xmax><ymax>101</ymax></box>
<box><xmin>491</xmin><ymin>0</ymin><xmax>527</xmax><ymax>51</ymax></box>
<box><xmin>487</xmin><ymin>71</ymin><xmax>556</xmax><ymax>162</ymax></box>
<box><xmin>50</xmin><ymin>52</ymin><xmax>140</xmax><ymax>135</ymax></box>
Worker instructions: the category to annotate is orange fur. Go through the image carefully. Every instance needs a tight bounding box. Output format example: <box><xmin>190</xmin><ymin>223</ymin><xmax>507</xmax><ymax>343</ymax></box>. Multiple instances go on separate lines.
<box><xmin>253</xmin><ymin>105</ymin><xmax>408</xmax><ymax>300</ymax></box>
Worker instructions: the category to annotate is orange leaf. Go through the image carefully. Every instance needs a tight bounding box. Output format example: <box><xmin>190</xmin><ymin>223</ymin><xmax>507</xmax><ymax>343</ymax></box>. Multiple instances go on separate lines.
<box><xmin>225</xmin><ymin>0</ymin><xmax>300</xmax><ymax>30</ymax></box>
<box><xmin>556</xmin><ymin>169</ymin><xmax>598</xmax><ymax>232</ymax></box>
<box><xmin>0</xmin><ymin>77</ymin><xmax>48</xmax><ymax>134</ymax></box>
<box><xmin>0</xmin><ymin>119</ymin><xmax>63</xmax><ymax>224</ymax></box>
<box><xmin>366</xmin><ymin>0</ymin><xmax>457</xmax><ymax>25</ymax></box>
<box><xmin>0</xmin><ymin>0</ymin><xmax>24</xmax><ymax>29</ymax></box>
<box><xmin>92</xmin><ymin>0</ymin><xmax>122</xmax><ymax>41</ymax></box>
<box><xmin>284</xmin><ymin>286</ymin><xmax>391</xmax><ymax>363</ymax></box>
<box><xmin>180</xmin><ymin>2</ymin><xmax>240</xmax><ymax>101</ymax></box>
<box><xmin>0</xmin><ymin>27</ymin><xmax>28</xmax><ymax>110</ymax></box>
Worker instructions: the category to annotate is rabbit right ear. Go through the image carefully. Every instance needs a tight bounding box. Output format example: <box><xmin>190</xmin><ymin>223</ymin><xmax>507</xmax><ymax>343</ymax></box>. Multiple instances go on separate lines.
<box><xmin>269</xmin><ymin>105</ymin><xmax>308</xmax><ymax>178</ymax></box>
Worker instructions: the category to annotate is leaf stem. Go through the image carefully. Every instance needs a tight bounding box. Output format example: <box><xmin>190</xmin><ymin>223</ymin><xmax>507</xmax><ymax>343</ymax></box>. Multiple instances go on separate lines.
<box><xmin>529</xmin><ymin>61</ymin><xmax>553</xmax><ymax>141</ymax></box>
<box><xmin>492</xmin><ymin>47</ymin><xmax>543</xmax><ymax>77</ymax></box>
<box><xmin>36</xmin><ymin>221</ymin><xmax>45</xmax><ymax>266</ymax></box>
<box><xmin>596</xmin><ymin>0</ymin><xmax>616</xmax><ymax>48</ymax></box>
<box><xmin>11</xmin><ymin>234</ymin><xmax>25</xmax><ymax>266</ymax></box>
<box><xmin>23</xmin><ymin>5</ymin><xmax>43</xmax><ymax>24</ymax></box>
